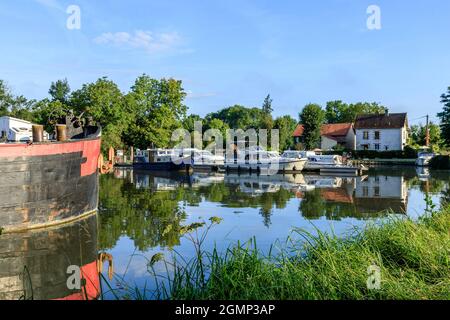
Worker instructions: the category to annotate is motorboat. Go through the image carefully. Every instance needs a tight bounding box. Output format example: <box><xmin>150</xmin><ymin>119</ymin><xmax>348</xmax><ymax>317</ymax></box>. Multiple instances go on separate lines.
<box><xmin>225</xmin><ymin>146</ymin><xmax>307</xmax><ymax>174</ymax></box>
<box><xmin>416</xmin><ymin>151</ymin><xmax>436</xmax><ymax>167</ymax></box>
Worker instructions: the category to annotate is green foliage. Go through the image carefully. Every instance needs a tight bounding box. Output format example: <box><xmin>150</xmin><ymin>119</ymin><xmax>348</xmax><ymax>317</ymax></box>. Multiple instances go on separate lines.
<box><xmin>273</xmin><ymin>115</ymin><xmax>297</xmax><ymax>151</ymax></box>
<box><xmin>299</xmin><ymin>103</ymin><xmax>325</xmax><ymax>150</ymax></box>
<box><xmin>430</xmin><ymin>155</ymin><xmax>450</xmax><ymax>169</ymax></box>
<box><xmin>409</xmin><ymin>122</ymin><xmax>442</xmax><ymax>151</ymax></box>
<box><xmin>123</xmin><ymin>74</ymin><xmax>187</xmax><ymax>149</ymax></box>
<box><xmin>0</xmin><ymin>80</ymin><xmax>34</xmax><ymax>120</ymax></box>
<box><xmin>437</xmin><ymin>87</ymin><xmax>450</xmax><ymax>147</ymax></box>
<box><xmin>70</xmin><ymin>77</ymin><xmax>129</xmax><ymax>153</ymax></box>
<box><xmin>261</xmin><ymin>94</ymin><xmax>273</xmax><ymax>114</ymax></box>
<box><xmin>159</xmin><ymin>209</ymin><xmax>450</xmax><ymax>300</ymax></box>
<box><xmin>352</xmin><ymin>148</ymin><xmax>418</xmax><ymax>159</ymax></box>
<box><xmin>206</xmin><ymin>105</ymin><xmax>264</xmax><ymax>130</ymax></box>
<box><xmin>49</xmin><ymin>78</ymin><xmax>70</xmax><ymax>104</ymax></box>
<box><xmin>325</xmin><ymin>100</ymin><xmax>387</xmax><ymax>124</ymax></box>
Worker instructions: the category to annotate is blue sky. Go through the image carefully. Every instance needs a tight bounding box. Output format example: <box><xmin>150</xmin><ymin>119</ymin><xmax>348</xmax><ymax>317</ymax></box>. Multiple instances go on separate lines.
<box><xmin>1</xmin><ymin>0</ymin><xmax>449</xmax><ymax>124</ymax></box>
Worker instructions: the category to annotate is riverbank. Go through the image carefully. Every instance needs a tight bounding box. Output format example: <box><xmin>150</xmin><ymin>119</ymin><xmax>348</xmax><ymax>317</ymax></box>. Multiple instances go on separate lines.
<box><xmin>151</xmin><ymin>208</ymin><xmax>450</xmax><ymax>300</ymax></box>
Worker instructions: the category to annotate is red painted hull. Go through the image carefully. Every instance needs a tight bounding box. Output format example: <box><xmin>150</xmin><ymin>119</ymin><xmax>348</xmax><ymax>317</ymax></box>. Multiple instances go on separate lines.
<box><xmin>0</xmin><ymin>137</ymin><xmax>101</xmax><ymax>232</ymax></box>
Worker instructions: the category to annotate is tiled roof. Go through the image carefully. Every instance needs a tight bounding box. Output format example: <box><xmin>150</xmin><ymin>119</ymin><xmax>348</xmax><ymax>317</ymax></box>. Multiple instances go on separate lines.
<box><xmin>292</xmin><ymin>123</ymin><xmax>353</xmax><ymax>138</ymax></box>
<box><xmin>354</xmin><ymin>113</ymin><xmax>407</xmax><ymax>129</ymax></box>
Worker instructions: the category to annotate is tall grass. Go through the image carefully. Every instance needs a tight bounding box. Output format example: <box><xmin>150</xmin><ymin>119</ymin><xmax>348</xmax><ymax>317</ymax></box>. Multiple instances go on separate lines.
<box><xmin>150</xmin><ymin>208</ymin><xmax>450</xmax><ymax>300</ymax></box>
<box><xmin>103</xmin><ymin>208</ymin><xmax>450</xmax><ymax>300</ymax></box>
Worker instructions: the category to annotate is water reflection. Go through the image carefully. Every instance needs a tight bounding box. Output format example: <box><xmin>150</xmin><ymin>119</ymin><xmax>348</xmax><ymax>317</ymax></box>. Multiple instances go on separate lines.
<box><xmin>99</xmin><ymin>168</ymin><xmax>450</xmax><ymax>252</ymax></box>
<box><xmin>0</xmin><ymin>215</ymin><xmax>99</xmax><ymax>300</ymax></box>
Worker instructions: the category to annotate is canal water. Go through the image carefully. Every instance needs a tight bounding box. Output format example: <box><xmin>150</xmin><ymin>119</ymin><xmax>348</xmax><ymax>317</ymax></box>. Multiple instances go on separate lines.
<box><xmin>0</xmin><ymin>167</ymin><xmax>449</xmax><ymax>299</ymax></box>
<box><xmin>96</xmin><ymin>167</ymin><xmax>450</xmax><ymax>299</ymax></box>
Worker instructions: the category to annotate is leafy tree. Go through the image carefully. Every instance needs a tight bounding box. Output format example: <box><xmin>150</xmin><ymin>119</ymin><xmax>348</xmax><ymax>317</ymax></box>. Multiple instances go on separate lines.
<box><xmin>205</xmin><ymin>118</ymin><xmax>229</xmax><ymax>140</ymax></box>
<box><xmin>409</xmin><ymin>122</ymin><xmax>442</xmax><ymax>150</ymax></box>
<box><xmin>49</xmin><ymin>79</ymin><xmax>70</xmax><ymax>104</ymax></box>
<box><xmin>261</xmin><ymin>94</ymin><xmax>273</xmax><ymax>114</ymax></box>
<box><xmin>206</xmin><ymin>105</ymin><xmax>264</xmax><ymax>130</ymax></box>
<box><xmin>123</xmin><ymin>74</ymin><xmax>187</xmax><ymax>149</ymax></box>
<box><xmin>259</xmin><ymin>94</ymin><xmax>274</xmax><ymax>133</ymax></box>
<box><xmin>0</xmin><ymin>80</ymin><xmax>32</xmax><ymax>119</ymax></box>
<box><xmin>299</xmin><ymin>103</ymin><xmax>325</xmax><ymax>150</ymax></box>
<box><xmin>70</xmin><ymin>77</ymin><xmax>129</xmax><ymax>153</ymax></box>
<box><xmin>438</xmin><ymin>87</ymin><xmax>450</xmax><ymax>147</ymax></box>
<box><xmin>273</xmin><ymin>115</ymin><xmax>297</xmax><ymax>151</ymax></box>
<box><xmin>325</xmin><ymin>100</ymin><xmax>387</xmax><ymax>123</ymax></box>
<box><xmin>182</xmin><ymin>114</ymin><xmax>202</xmax><ymax>132</ymax></box>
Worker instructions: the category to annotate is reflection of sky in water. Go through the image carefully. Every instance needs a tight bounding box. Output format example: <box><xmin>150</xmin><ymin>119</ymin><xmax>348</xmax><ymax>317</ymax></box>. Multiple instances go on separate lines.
<box><xmin>100</xmin><ymin>168</ymin><xmax>450</xmax><ymax>299</ymax></box>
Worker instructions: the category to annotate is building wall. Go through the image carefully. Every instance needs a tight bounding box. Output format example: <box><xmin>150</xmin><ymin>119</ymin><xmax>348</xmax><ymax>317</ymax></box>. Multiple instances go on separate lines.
<box><xmin>320</xmin><ymin>136</ymin><xmax>337</xmax><ymax>150</ymax></box>
<box><xmin>345</xmin><ymin>128</ymin><xmax>356</xmax><ymax>150</ymax></box>
<box><xmin>355</xmin><ymin>128</ymin><xmax>405</xmax><ymax>151</ymax></box>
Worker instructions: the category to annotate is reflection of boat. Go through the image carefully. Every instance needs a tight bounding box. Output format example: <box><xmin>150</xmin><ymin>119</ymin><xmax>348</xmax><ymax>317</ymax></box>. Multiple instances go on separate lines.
<box><xmin>0</xmin><ymin>116</ymin><xmax>101</xmax><ymax>232</ymax></box>
<box><xmin>133</xmin><ymin>170</ymin><xmax>192</xmax><ymax>190</ymax></box>
<box><xmin>133</xmin><ymin>149</ymin><xmax>193</xmax><ymax>172</ymax></box>
<box><xmin>225</xmin><ymin>173</ymin><xmax>307</xmax><ymax>195</ymax></box>
<box><xmin>226</xmin><ymin>146</ymin><xmax>307</xmax><ymax>174</ymax></box>
<box><xmin>0</xmin><ymin>215</ymin><xmax>100</xmax><ymax>300</ymax></box>
<box><xmin>416</xmin><ymin>166</ymin><xmax>431</xmax><ymax>181</ymax></box>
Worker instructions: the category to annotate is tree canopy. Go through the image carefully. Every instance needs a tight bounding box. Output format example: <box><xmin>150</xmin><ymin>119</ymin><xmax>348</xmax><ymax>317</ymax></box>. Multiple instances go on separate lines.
<box><xmin>299</xmin><ymin>103</ymin><xmax>325</xmax><ymax>150</ymax></box>
<box><xmin>438</xmin><ymin>87</ymin><xmax>450</xmax><ymax>146</ymax></box>
<box><xmin>325</xmin><ymin>100</ymin><xmax>387</xmax><ymax>124</ymax></box>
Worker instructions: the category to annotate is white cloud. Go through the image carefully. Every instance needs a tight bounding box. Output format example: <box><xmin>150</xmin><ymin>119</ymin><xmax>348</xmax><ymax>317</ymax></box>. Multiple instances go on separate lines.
<box><xmin>94</xmin><ymin>30</ymin><xmax>185</xmax><ymax>55</ymax></box>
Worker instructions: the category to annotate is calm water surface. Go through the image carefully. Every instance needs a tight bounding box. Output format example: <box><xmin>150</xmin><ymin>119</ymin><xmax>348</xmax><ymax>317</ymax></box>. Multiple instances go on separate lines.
<box><xmin>1</xmin><ymin>167</ymin><xmax>449</xmax><ymax>299</ymax></box>
<box><xmin>97</xmin><ymin>167</ymin><xmax>449</xmax><ymax>298</ymax></box>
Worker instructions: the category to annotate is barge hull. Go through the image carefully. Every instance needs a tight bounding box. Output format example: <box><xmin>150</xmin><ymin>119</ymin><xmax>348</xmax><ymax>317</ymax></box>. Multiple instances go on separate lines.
<box><xmin>0</xmin><ymin>138</ymin><xmax>101</xmax><ymax>232</ymax></box>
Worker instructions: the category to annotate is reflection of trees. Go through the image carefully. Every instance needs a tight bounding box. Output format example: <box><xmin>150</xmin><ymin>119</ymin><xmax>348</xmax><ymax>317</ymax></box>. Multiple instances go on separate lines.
<box><xmin>407</xmin><ymin>171</ymin><xmax>450</xmax><ymax>195</ymax></box>
<box><xmin>98</xmin><ymin>175</ymin><xmax>188</xmax><ymax>251</ymax></box>
<box><xmin>191</xmin><ymin>183</ymin><xmax>292</xmax><ymax>226</ymax></box>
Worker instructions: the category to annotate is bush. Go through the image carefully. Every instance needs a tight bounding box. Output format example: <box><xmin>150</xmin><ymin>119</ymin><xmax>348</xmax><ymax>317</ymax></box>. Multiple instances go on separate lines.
<box><xmin>430</xmin><ymin>155</ymin><xmax>450</xmax><ymax>169</ymax></box>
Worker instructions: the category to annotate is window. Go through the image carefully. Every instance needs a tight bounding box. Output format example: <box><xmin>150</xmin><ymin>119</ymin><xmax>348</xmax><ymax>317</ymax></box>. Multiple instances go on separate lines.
<box><xmin>363</xmin><ymin>131</ymin><xmax>369</xmax><ymax>140</ymax></box>
<box><xmin>374</xmin><ymin>186</ymin><xmax>380</xmax><ymax>197</ymax></box>
<box><xmin>362</xmin><ymin>144</ymin><xmax>369</xmax><ymax>150</ymax></box>
<box><xmin>374</xmin><ymin>143</ymin><xmax>380</xmax><ymax>150</ymax></box>
<box><xmin>362</xmin><ymin>186</ymin><xmax>369</xmax><ymax>197</ymax></box>
<box><xmin>385</xmin><ymin>145</ymin><xmax>389</xmax><ymax>151</ymax></box>
<box><xmin>374</xmin><ymin>131</ymin><xmax>380</xmax><ymax>140</ymax></box>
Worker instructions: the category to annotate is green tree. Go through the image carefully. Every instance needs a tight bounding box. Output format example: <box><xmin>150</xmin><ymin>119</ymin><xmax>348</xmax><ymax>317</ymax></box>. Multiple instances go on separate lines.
<box><xmin>123</xmin><ymin>74</ymin><xmax>187</xmax><ymax>149</ymax></box>
<box><xmin>206</xmin><ymin>105</ymin><xmax>264</xmax><ymax>130</ymax></box>
<box><xmin>409</xmin><ymin>122</ymin><xmax>442</xmax><ymax>150</ymax></box>
<box><xmin>70</xmin><ymin>77</ymin><xmax>128</xmax><ymax>153</ymax></box>
<box><xmin>49</xmin><ymin>79</ymin><xmax>70</xmax><ymax>104</ymax></box>
<box><xmin>259</xmin><ymin>94</ymin><xmax>274</xmax><ymax>133</ymax></box>
<box><xmin>0</xmin><ymin>80</ymin><xmax>33</xmax><ymax>120</ymax></box>
<box><xmin>261</xmin><ymin>94</ymin><xmax>273</xmax><ymax>114</ymax></box>
<box><xmin>299</xmin><ymin>103</ymin><xmax>325</xmax><ymax>150</ymax></box>
<box><xmin>274</xmin><ymin>115</ymin><xmax>297</xmax><ymax>151</ymax></box>
<box><xmin>325</xmin><ymin>100</ymin><xmax>387</xmax><ymax>123</ymax></box>
<box><xmin>438</xmin><ymin>87</ymin><xmax>450</xmax><ymax>147</ymax></box>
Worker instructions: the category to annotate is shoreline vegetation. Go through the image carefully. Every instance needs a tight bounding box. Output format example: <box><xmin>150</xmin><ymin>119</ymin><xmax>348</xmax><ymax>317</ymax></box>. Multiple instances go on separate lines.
<box><xmin>103</xmin><ymin>206</ymin><xmax>449</xmax><ymax>300</ymax></box>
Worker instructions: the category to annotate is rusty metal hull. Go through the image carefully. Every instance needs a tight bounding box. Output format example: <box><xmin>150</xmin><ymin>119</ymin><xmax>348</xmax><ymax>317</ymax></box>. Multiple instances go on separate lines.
<box><xmin>0</xmin><ymin>214</ymin><xmax>99</xmax><ymax>300</ymax></box>
<box><xmin>0</xmin><ymin>138</ymin><xmax>101</xmax><ymax>232</ymax></box>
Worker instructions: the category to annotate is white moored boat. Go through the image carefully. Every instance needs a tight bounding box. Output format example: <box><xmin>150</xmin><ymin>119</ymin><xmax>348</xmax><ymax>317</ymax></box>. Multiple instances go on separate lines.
<box><xmin>415</xmin><ymin>151</ymin><xmax>436</xmax><ymax>167</ymax></box>
<box><xmin>225</xmin><ymin>146</ymin><xmax>307</xmax><ymax>174</ymax></box>
<box><xmin>178</xmin><ymin>148</ymin><xmax>225</xmax><ymax>172</ymax></box>
<box><xmin>281</xmin><ymin>151</ymin><xmax>367</xmax><ymax>176</ymax></box>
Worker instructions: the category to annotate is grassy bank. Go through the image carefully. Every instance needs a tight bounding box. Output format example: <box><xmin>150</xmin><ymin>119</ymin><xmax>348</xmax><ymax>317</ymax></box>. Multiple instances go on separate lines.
<box><xmin>143</xmin><ymin>209</ymin><xmax>450</xmax><ymax>300</ymax></box>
